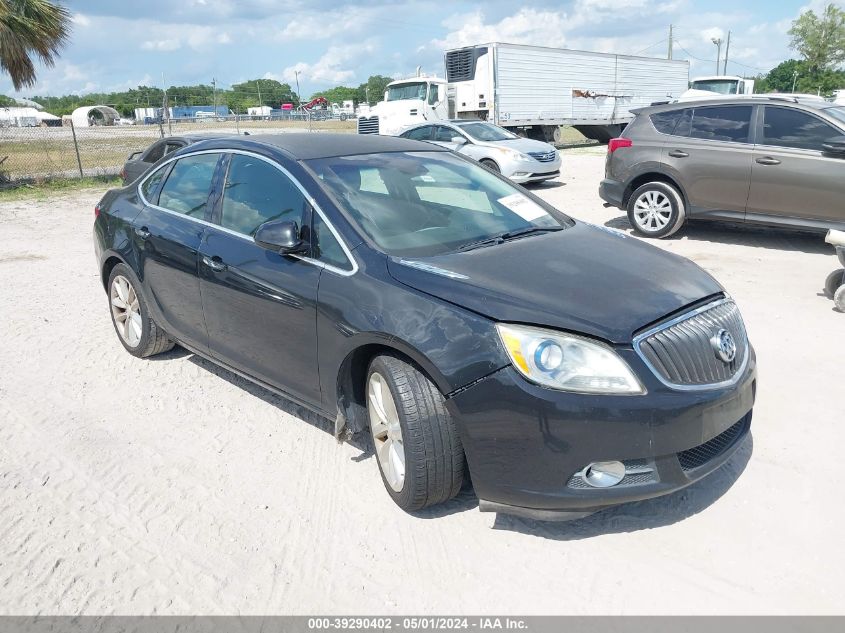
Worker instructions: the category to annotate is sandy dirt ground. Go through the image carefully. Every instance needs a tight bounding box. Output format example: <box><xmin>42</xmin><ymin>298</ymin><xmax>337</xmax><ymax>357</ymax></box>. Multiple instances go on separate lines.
<box><xmin>1</xmin><ymin>149</ymin><xmax>843</xmax><ymax>615</ymax></box>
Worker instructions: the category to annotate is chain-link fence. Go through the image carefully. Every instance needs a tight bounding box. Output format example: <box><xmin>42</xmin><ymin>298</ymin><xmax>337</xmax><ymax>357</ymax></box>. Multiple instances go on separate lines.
<box><xmin>0</xmin><ymin>116</ymin><xmax>356</xmax><ymax>187</ymax></box>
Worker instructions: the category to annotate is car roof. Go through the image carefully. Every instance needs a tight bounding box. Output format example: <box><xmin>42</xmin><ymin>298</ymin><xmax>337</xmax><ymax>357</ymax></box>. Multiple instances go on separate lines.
<box><xmin>635</xmin><ymin>96</ymin><xmax>836</xmax><ymax>115</ymax></box>
<box><xmin>209</xmin><ymin>133</ymin><xmax>447</xmax><ymax>159</ymax></box>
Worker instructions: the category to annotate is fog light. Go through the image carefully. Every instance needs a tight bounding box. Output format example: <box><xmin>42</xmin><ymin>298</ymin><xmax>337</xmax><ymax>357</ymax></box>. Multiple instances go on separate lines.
<box><xmin>583</xmin><ymin>460</ymin><xmax>625</xmax><ymax>488</ymax></box>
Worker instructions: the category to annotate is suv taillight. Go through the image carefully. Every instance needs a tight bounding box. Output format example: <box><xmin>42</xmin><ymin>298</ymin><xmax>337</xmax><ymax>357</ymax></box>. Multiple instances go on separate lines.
<box><xmin>94</xmin><ymin>203</ymin><xmax>101</xmax><ymax>217</ymax></box>
<box><xmin>608</xmin><ymin>137</ymin><xmax>633</xmax><ymax>153</ymax></box>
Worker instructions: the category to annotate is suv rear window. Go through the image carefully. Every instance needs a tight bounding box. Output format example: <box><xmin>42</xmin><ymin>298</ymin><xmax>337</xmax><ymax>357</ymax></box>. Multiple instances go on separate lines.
<box><xmin>688</xmin><ymin>105</ymin><xmax>752</xmax><ymax>143</ymax></box>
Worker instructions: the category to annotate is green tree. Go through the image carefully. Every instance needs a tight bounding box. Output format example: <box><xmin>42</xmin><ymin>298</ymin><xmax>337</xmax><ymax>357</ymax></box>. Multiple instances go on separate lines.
<box><xmin>230</xmin><ymin>79</ymin><xmax>299</xmax><ymax>108</ymax></box>
<box><xmin>310</xmin><ymin>85</ymin><xmax>358</xmax><ymax>104</ymax></box>
<box><xmin>759</xmin><ymin>58</ymin><xmax>845</xmax><ymax>97</ymax></box>
<box><xmin>789</xmin><ymin>3</ymin><xmax>845</xmax><ymax>72</ymax></box>
<box><xmin>357</xmin><ymin>75</ymin><xmax>393</xmax><ymax>105</ymax></box>
<box><xmin>0</xmin><ymin>0</ymin><xmax>71</xmax><ymax>90</ymax></box>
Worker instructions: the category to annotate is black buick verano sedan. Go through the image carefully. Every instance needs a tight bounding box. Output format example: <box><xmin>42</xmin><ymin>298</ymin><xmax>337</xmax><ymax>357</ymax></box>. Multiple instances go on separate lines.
<box><xmin>93</xmin><ymin>134</ymin><xmax>756</xmax><ymax>521</ymax></box>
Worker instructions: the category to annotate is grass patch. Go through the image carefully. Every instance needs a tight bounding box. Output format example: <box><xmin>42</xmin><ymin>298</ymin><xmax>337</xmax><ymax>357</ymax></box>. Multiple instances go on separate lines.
<box><xmin>0</xmin><ymin>175</ymin><xmax>121</xmax><ymax>201</ymax></box>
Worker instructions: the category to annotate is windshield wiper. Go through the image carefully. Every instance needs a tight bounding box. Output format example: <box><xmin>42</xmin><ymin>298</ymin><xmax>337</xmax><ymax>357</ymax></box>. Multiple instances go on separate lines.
<box><xmin>456</xmin><ymin>226</ymin><xmax>563</xmax><ymax>252</ymax></box>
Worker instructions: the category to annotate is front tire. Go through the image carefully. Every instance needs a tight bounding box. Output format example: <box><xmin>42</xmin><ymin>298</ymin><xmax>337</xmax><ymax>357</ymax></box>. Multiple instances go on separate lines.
<box><xmin>108</xmin><ymin>263</ymin><xmax>174</xmax><ymax>358</ymax></box>
<box><xmin>480</xmin><ymin>159</ymin><xmax>500</xmax><ymax>173</ymax></box>
<box><xmin>366</xmin><ymin>355</ymin><xmax>465</xmax><ymax>512</ymax></box>
<box><xmin>627</xmin><ymin>181</ymin><xmax>686</xmax><ymax>238</ymax></box>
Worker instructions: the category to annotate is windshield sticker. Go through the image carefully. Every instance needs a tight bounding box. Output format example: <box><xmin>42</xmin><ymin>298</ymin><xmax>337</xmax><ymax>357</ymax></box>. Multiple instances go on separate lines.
<box><xmin>497</xmin><ymin>193</ymin><xmax>549</xmax><ymax>222</ymax></box>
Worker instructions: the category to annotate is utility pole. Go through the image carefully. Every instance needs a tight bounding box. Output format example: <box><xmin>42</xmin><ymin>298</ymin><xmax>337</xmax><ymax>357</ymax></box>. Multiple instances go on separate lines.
<box><xmin>668</xmin><ymin>24</ymin><xmax>673</xmax><ymax>60</ymax></box>
<box><xmin>711</xmin><ymin>37</ymin><xmax>722</xmax><ymax>75</ymax></box>
<box><xmin>257</xmin><ymin>80</ymin><xmax>262</xmax><ymax>108</ymax></box>
<box><xmin>294</xmin><ymin>70</ymin><xmax>301</xmax><ymax>106</ymax></box>
<box><xmin>212</xmin><ymin>77</ymin><xmax>217</xmax><ymax>114</ymax></box>
<box><xmin>723</xmin><ymin>31</ymin><xmax>731</xmax><ymax>75</ymax></box>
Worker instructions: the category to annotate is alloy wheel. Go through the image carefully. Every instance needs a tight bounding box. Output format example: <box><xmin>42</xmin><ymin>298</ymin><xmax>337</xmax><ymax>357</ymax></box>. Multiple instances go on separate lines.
<box><xmin>633</xmin><ymin>190</ymin><xmax>673</xmax><ymax>231</ymax></box>
<box><xmin>110</xmin><ymin>275</ymin><xmax>142</xmax><ymax>348</ymax></box>
<box><xmin>367</xmin><ymin>371</ymin><xmax>406</xmax><ymax>492</ymax></box>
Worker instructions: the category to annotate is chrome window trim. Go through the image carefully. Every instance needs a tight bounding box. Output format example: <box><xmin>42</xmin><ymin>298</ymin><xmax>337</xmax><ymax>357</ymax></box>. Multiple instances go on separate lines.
<box><xmin>632</xmin><ymin>297</ymin><xmax>749</xmax><ymax>392</ymax></box>
<box><xmin>137</xmin><ymin>148</ymin><xmax>358</xmax><ymax>277</ymax></box>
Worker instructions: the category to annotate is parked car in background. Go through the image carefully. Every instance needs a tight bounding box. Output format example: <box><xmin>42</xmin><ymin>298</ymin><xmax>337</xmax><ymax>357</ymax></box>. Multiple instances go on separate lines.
<box><xmin>399</xmin><ymin>120</ymin><xmax>561</xmax><ymax>184</ymax></box>
<box><xmin>95</xmin><ymin>133</ymin><xmax>755</xmax><ymax>521</ymax></box>
<box><xmin>600</xmin><ymin>96</ymin><xmax>845</xmax><ymax>238</ymax></box>
<box><xmin>121</xmin><ymin>133</ymin><xmax>248</xmax><ymax>184</ymax></box>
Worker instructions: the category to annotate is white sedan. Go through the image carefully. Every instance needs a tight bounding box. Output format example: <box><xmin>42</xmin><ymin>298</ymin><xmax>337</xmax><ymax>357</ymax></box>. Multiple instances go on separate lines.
<box><xmin>399</xmin><ymin>120</ymin><xmax>561</xmax><ymax>184</ymax></box>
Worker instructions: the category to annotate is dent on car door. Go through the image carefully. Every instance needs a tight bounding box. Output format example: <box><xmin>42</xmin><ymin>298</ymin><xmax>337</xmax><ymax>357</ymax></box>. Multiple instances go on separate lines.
<box><xmin>133</xmin><ymin>152</ymin><xmax>222</xmax><ymax>352</ymax></box>
<box><xmin>198</xmin><ymin>153</ymin><xmax>323</xmax><ymax>405</ymax></box>
<box><xmin>661</xmin><ymin>105</ymin><xmax>754</xmax><ymax>220</ymax></box>
<box><xmin>746</xmin><ymin>106</ymin><xmax>845</xmax><ymax>226</ymax></box>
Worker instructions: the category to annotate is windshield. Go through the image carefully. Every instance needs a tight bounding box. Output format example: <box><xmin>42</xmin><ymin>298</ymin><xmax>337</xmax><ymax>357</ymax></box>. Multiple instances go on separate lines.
<box><xmin>456</xmin><ymin>122</ymin><xmax>519</xmax><ymax>141</ymax></box>
<box><xmin>386</xmin><ymin>82</ymin><xmax>427</xmax><ymax>102</ymax></box>
<box><xmin>307</xmin><ymin>151</ymin><xmax>570</xmax><ymax>258</ymax></box>
<box><xmin>823</xmin><ymin>106</ymin><xmax>845</xmax><ymax>126</ymax></box>
<box><xmin>690</xmin><ymin>80</ymin><xmax>739</xmax><ymax>94</ymax></box>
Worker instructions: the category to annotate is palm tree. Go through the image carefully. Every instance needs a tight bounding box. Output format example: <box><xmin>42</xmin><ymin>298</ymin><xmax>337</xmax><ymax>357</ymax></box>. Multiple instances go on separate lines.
<box><xmin>0</xmin><ymin>0</ymin><xmax>70</xmax><ymax>91</ymax></box>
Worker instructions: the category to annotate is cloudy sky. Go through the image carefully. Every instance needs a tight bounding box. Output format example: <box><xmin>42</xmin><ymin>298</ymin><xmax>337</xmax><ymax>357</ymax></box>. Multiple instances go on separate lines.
<box><xmin>2</xmin><ymin>0</ymin><xmax>841</xmax><ymax>98</ymax></box>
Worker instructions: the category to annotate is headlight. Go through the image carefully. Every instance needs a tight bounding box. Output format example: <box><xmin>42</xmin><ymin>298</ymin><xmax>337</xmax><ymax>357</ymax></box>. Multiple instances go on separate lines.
<box><xmin>496</xmin><ymin>323</ymin><xmax>645</xmax><ymax>394</ymax></box>
<box><xmin>496</xmin><ymin>147</ymin><xmax>528</xmax><ymax>161</ymax></box>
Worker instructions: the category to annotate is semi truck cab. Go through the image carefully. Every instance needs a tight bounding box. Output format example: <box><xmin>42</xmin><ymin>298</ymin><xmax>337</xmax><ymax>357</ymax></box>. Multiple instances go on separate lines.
<box><xmin>357</xmin><ymin>77</ymin><xmax>450</xmax><ymax>135</ymax></box>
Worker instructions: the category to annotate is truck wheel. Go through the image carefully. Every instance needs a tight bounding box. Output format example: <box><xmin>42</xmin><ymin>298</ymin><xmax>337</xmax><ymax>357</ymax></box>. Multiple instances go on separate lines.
<box><xmin>108</xmin><ymin>263</ymin><xmax>174</xmax><ymax>358</ymax></box>
<box><xmin>627</xmin><ymin>181</ymin><xmax>686</xmax><ymax>238</ymax></box>
<box><xmin>480</xmin><ymin>159</ymin><xmax>500</xmax><ymax>173</ymax></box>
<box><xmin>835</xmin><ymin>285</ymin><xmax>845</xmax><ymax>312</ymax></box>
<box><xmin>366</xmin><ymin>355</ymin><xmax>465</xmax><ymax>512</ymax></box>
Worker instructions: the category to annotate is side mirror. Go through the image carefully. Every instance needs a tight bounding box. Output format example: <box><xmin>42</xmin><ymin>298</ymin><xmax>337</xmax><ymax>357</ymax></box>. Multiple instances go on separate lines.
<box><xmin>254</xmin><ymin>219</ymin><xmax>308</xmax><ymax>255</ymax></box>
<box><xmin>451</xmin><ymin>136</ymin><xmax>467</xmax><ymax>145</ymax></box>
<box><xmin>822</xmin><ymin>135</ymin><xmax>845</xmax><ymax>156</ymax></box>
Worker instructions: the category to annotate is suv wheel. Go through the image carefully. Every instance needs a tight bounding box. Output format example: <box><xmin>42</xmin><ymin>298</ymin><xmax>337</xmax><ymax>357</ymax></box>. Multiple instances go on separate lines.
<box><xmin>627</xmin><ymin>181</ymin><xmax>686</xmax><ymax>238</ymax></box>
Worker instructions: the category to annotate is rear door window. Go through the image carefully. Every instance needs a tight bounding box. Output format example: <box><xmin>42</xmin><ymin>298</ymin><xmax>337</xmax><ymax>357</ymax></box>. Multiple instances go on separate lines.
<box><xmin>688</xmin><ymin>105</ymin><xmax>752</xmax><ymax>143</ymax></box>
<box><xmin>157</xmin><ymin>153</ymin><xmax>221</xmax><ymax>218</ymax></box>
<box><xmin>760</xmin><ymin>106</ymin><xmax>841</xmax><ymax>151</ymax></box>
<box><xmin>404</xmin><ymin>126</ymin><xmax>433</xmax><ymax>141</ymax></box>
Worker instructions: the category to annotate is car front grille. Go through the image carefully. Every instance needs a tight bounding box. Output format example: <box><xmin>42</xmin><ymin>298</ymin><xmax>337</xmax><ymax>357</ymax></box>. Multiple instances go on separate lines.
<box><xmin>357</xmin><ymin>116</ymin><xmax>379</xmax><ymax>134</ymax></box>
<box><xmin>678</xmin><ymin>415</ymin><xmax>749</xmax><ymax>471</ymax></box>
<box><xmin>634</xmin><ymin>299</ymin><xmax>748</xmax><ymax>389</ymax></box>
<box><xmin>528</xmin><ymin>150</ymin><xmax>557</xmax><ymax>163</ymax></box>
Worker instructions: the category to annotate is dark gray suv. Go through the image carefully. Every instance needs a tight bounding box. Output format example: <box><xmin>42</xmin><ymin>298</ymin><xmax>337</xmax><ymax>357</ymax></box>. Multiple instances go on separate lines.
<box><xmin>599</xmin><ymin>97</ymin><xmax>845</xmax><ymax>238</ymax></box>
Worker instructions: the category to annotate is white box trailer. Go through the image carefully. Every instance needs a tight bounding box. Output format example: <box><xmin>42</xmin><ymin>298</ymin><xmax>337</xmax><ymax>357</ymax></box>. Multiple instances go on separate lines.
<box><xmin>446</xmin><ymin>43</ymin><xmax>690</xmax><ymax>142</ymax></box>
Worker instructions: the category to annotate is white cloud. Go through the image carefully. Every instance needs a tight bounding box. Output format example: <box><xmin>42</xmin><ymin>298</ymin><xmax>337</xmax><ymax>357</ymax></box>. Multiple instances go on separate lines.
<box><xmin>141</xmin><ymin>39</ymin><xmax>182</xmax><ymax>51</ymax></box>
<box><xmin>281</xmin><ymin>41</ymin><xmax>378</xmax><ymax>84</ymax></box>
<box><xmin>71</xmin><ymin>13</ymin><xmax>91</xmax><ymax>27</ymax></box>
<box><xmin>430</xmin><ymin>9</ymin><xmax>571</xmax><ymax>50</ymax></box>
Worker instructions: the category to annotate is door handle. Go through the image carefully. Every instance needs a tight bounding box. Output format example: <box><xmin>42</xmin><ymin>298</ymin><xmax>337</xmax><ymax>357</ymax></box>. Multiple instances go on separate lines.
<box><xmin>755</xmin><ymin>156</ymin><xmax>781</xmax><ymax>166</ymax></box>
<box><xmin>202</xmin><ymin>256</ymin><xmax>227</xmax><ymax>272</ymax></box>
<box><xmin>667</xmin><ymin>150</ymin><xmax>689</xmax><ymax>158</ymax></box>
<box><xmin>135</xmin><ymin>226</ymin><xmax>150</xmax><ymax>240</ymax></box>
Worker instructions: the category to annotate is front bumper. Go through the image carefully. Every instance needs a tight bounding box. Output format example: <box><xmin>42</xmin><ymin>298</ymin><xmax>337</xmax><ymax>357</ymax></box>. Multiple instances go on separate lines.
<box><xmin>503</xmin><ymin>157</ymin><xmax>562</xmax><ymax>183</ymax></box>
<box><xmin>599</xmin><ymin>177</ymin><xmax>626</xmax><ymax>208</ymax></box>
<box><xmin>446</xmin><ymin>348</ymin><xmax>756</xmax><ymax>521</ymax></box>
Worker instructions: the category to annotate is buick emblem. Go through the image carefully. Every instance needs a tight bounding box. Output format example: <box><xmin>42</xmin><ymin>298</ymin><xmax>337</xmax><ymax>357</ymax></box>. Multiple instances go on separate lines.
<box><xmin>711</xmin><ymin>328</ymin><xmax>737</xmax><ymax>363</ymax></box>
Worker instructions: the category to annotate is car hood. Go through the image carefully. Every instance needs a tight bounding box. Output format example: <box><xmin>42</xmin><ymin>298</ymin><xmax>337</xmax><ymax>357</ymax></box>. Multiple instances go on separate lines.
<box><xmin>386</xmin><ymin>222</ymin><xmax>723</xmax><ymax>344</ymax></box>
<box><xmin>477</xmin><ymin>137</ymin><xmax>556</xmax><ymax>153</ymax></box>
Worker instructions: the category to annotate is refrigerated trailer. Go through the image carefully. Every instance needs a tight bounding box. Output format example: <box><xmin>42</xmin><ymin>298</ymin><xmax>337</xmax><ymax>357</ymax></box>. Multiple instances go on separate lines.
<box><xmin>358</xmin><ymin>42</ymin><xmax>690</xmax><ymax>142</ymax></box>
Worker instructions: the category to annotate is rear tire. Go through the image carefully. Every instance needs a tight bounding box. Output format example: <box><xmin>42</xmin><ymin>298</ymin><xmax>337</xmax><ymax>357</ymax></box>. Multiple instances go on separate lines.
<box><xmin>627</xmin><ymin>181</ymin><xmax>686</xmax><ymax>238</ymax></box>
<box><xmin>366</xmin><ymin>355</ymin><xmax>465</xmax><ymax>512</ymax></box>
<box><xmin>835</xmin><ymin>285</ymin><xmax>845</xmax><ymax>312</ymax></box>
<box><xmin>480</xmin><ymin>159</ymin><xmax>500</xmax><ymax>173</ymax></box>
<box><xmin>108</xmin><ymin>263</ymin><xmax>174</xmax><ymax>358</ymax></box>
